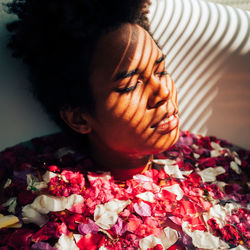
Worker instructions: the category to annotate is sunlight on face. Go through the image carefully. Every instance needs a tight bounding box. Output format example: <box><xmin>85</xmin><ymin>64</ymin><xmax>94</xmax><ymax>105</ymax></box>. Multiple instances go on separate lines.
<box><xmin>89</xmin><ymin>23</ymin><xmax>179</xmax><ymax>156</ymax></box>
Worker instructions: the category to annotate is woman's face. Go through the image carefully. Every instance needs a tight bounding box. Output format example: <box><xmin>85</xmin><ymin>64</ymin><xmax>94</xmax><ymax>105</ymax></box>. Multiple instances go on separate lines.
<box><xmin>88</xmin><ymin>23</ymin><xmax>179</xmax><ymax>157</ymax></box>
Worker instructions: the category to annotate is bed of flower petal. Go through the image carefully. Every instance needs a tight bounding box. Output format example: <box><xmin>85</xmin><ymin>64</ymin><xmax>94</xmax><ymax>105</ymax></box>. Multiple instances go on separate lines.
<box><xmin>0</xmin><ymin>131</ymin><xmax>249</xmax><ymax>250</ymax></box>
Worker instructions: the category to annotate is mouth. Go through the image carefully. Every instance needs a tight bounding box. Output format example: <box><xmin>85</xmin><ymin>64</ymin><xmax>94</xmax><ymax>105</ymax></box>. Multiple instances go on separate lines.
<box><xmin>151</xmin><ymin>111</ymin><xmax>179</xmax><ymax>133</ymax></box>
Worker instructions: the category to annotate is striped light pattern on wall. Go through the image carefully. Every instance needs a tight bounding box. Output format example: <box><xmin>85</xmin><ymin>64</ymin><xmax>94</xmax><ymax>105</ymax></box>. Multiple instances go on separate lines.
<box><xmin>148</xmin><ymin>0</ymin><xmax>250</xmax><ymax>136</ymax></box>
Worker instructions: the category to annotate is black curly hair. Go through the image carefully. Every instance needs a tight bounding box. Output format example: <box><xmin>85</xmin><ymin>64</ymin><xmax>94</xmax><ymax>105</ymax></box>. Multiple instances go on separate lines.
<box><xmin>5</xmin><ymin>0</ymin><xmax>151</xmax><ymax>130</ymax></box>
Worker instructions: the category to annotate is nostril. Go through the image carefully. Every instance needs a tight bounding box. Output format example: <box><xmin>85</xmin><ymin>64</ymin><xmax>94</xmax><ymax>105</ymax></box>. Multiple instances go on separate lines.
<box><xmin>155</xmin><ymin>100</ymin><xmax>166</xmax><ymax>108</ymax></box>
<box><xmin>147</xmin><ymin>99</ymin><xmax>166</xmax><ymax>109</ymax></box>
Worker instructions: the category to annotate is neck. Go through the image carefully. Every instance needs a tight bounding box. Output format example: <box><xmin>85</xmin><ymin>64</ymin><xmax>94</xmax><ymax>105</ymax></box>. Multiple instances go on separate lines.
<box><xmin>88</xmin><ymin>136</ymin><xmax>152</xmax><ymax>180</ymax></box>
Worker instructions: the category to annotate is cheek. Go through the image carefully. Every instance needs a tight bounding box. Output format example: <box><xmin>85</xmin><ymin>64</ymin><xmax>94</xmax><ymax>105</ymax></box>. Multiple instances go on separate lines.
<box><xmin>104</xmin><ymin>89</ymin><xmax>149</xmax><ymax>128</ymax></box>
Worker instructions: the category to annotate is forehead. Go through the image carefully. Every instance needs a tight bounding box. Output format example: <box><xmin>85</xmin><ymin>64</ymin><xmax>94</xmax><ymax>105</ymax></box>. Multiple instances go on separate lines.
<box><xmin>90</xmin><ymin>23</ymin><xmax>162</xmax><ymax>84</ymax></box>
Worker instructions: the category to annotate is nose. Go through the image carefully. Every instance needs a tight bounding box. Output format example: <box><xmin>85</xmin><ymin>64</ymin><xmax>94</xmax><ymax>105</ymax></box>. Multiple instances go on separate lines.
<box><xmin>147</xmin><ymin>75</ymin><xmax>170</xmax><ymax>109</ymax></box>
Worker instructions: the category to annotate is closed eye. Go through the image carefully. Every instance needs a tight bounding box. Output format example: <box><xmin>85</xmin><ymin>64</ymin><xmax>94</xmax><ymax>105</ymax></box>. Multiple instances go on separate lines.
<box><xmin>115</xmin><ymin>80</ymin><xmax>140</xmax><ymax>94</ymax></box>
<box><xmin>156</xmin><ymin>71</ymin><xmax>168</xmax><ymax>77</ymax></box>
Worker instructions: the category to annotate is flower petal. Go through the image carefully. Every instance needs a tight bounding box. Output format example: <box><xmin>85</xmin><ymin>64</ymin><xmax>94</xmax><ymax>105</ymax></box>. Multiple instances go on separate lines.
<box><xmin>182</xmin><ymin>221</ymin><xmax>229</xmax><ymax>249</ymax></box>
<box><xmin>94</xmin><ymin>199</ymin><xmax>130</xmax><ymax>229</ymax></box>
<box><xmin>139</xmin><ymin>235</ymin><xmax>163</xmax><ymax>250</ymax></box>
<box><xmin>54</xmin><ymin>234</ymin><xmax>79</xmax><ymax>250</ymax></box>
<box><xmin>136</xmin><ymin>192</ymin><xmax>155</xmax><ymax>203</ymax></box>
<box><xmin>160</xmin><ymin>227</ymin><xmax>178</xmax><ymax>249</ymax></box>
<box><xmin>197</xmin><ymin>167</ymin><xmax>226</xmax><ymax>182</ymax></box>
<box><xmin>134</xmin><ymin>201</ymin><xmax>151</xmax><ymax>217</ymax></box>
<box><xmin>78</xmin><ymin>219</ymin><xmax>99</xmax><ymax>235</ymax></box>
<box><xmin>162</xmin><ymin>184</ymin><xmax>184</xmax><ymax>201</ymax></box>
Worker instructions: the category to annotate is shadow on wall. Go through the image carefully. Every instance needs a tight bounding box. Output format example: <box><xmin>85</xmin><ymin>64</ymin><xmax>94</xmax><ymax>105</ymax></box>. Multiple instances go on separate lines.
<box><xmin>0</xmin><ymin>9</ymin><xmax>60</xmax><ymax>151</ymax></box>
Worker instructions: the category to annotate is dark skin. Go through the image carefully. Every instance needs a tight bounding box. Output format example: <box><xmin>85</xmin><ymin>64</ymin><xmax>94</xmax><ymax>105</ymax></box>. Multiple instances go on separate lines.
<box><xmin>61</xmin><ymin>23</ymin><xmax>179</xmax><ymax>178</ymax></box>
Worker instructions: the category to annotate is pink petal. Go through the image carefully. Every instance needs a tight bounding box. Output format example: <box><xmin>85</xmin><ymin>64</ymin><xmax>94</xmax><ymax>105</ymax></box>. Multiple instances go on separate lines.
<box><xmin>112</xmin><ymin>217</ymin><xmax>126</xmax><ymax>236</ymax></box>
<box><xmin>78</xmin><ymin>219</ymin><xmax>99</xmax><ymax>235</ymax></box>
<box><xmin>133</xmin><ymin>201</ymin><xmax>151</xmax><ymax>217</ymax></box>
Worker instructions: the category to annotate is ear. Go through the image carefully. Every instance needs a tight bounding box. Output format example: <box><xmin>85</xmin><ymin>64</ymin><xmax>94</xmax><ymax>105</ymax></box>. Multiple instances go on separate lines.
<box><xmin>59</xmin><ymin>107</ymin><xmax>92</xmax><ymax>134</ymax></box>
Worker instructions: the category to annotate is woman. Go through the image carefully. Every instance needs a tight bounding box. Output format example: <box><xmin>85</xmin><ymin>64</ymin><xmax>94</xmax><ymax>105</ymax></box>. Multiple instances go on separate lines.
<box><xmin>0</xmin><ymin>0</ymin><xmax>249</xmax><ymax>249</ymax></box>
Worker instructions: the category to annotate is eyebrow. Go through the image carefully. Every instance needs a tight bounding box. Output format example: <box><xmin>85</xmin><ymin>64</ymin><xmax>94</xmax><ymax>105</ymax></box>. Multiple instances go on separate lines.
<box><xmin>113</xmin><ymin>54</ymin><xmax>166</xmax><ymax>81</ymax></box>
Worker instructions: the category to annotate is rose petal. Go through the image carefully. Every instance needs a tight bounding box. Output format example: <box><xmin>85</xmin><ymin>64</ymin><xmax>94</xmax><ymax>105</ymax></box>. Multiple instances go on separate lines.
<box><xmin>230</xmin><ymin>161</ymin><xmax>242</xmax><ymax>174</ymax></box>
<box><xmin>87</xmin><ymin>172</ymin><xmax>111</xmax><ymax>182</ymax></box>
<box><xmin>54</xmin><ymin>234</ymin><xmax>79</xmax><ymax>250</ymax></box>
<box><xmin>197</xmin><ymin>167</ymin><xmax>226</xmax><ymax>182</ymax></box>
<box><xmin>162</xmin><ymin>184</ymin><xmax>184</xmax><ymax>201</ymax></box>
<box><xmin>112</xmin><ymin>217</ymin><xmax>126</xmax><ymax>236</ymax></box>
<box><xmin>22</xmin><ymin>194</ymin><xmax>83</xmax><ymax>226</ymax></box>
<box><xmin>153</xmin><ymin>159</ymin><xmax>185</xmax><ymax>179</ymax></box>
<box><xmin>136</xmin><ymin>192</ymin><xmax>155</xmax><ymax>203</ymax></box>
<box><xmin>134</xmin><ymin>201</ymin><xmax>151</xmax><ymax>217</ymax></box>
<box><xmin>42</xmin><ymin>171</ymin><xmax>58</xmax><ymax>183</ymax></box>
<box><xmin>28</xmin><ymin>194</ymin><xmax>84</xmax><ymax>214</ymax></box>
<box><xmin>203</xmin><ymin>203</ymin><xmax>240</xmax><ymax>227</ymax></box>
<box><xmin>133</xmin><ymin>174</ymin><xmax>153</xmax><ymax>182</ymax></box>
<box><xmin>182</xmin><ymin>221</ymin><xmax>229</xmax><ymax>249</ymax></box>
<box><xmin>78</xmin><ymin>219</ymin><xmax>99</xmax><ymax>235</ymax></box>
<box><xmin>139</xmin><ymin>235</ymin><xmax>163</xmax><ymax>250</ymax></box>
<box><xmin>160</xmin><ymin>227</ymin><xmax>178</xmax><ymax>249</ymax></box>
<box><xmin>31</xmin><ymin>242</ymin><xmax>56</xmax><ymax>250</ymax></box>
<box><xmin>94</xmin><ymin>199</ymin><xmax>130</xmax><ymax>229</ymax></box>
<box><xmin>27</xmin><ymin>174</ymin><xmax>47</xmax><ymax>191</ymax></box>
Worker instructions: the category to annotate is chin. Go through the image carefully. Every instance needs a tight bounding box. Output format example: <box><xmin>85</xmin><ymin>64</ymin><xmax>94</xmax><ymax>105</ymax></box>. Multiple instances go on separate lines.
<box><xmin>152</xmin><ymin>127</ymin><xmax>180</xmax><ymax>154</ymax></box>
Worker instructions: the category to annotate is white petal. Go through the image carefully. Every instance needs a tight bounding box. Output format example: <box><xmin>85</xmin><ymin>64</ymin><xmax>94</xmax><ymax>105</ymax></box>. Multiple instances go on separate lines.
<box><xmin>27</xmin><ymin>174</ymin><xmax>48</xmax><ymax>191</ymax></box>
<box><xmin>2</xmin><ymin>197</ymin><xmax>17</xmax><ymax>213</ymax></box>
<box><xmin>139</xmin><ymin>235</ymin><xmax>163</xmax><ymax>250</ymax></box>
<box><xmin>42</xmin><ymin>171</ymin><xmax>58</xmax><ymax>183</ymax></box>
<box><xmin>54</xmin><ymin>234</ymin><xmax>79</xmax><ymax>250</ymax></box>
<box><xmin>213</xmin><ymin>181</ymin><xmax>227</xmax><ymax>192</ymax></box>
<box><xmin>164</xmin><ymin>164</ymin><xmax>184</xmax><ymax>179</ymax></box>
<box><xmin>31</xmin><ymin>194</ymin><xmax>84</xmax><ymax>214</ymax></box>
<box><xmin>22</xmin><ymin>204</ymin><xmax>48</xmax><ymax>226</ymax></box>
<box><xmin>73</xmin><ymin>234</ymin><xmax>83</xmax><ymax>243</ymax></box>
<box><xmin>152</xmin><ymin>159</ymin><xmax>177</xmax><ymax>166</ymax></box>
<box><xmin>133</xmin><ymin>175</ymin><xmax>153</xmax><ymax>182</ymax></box>
<box><xmin>94</xmin><ymin>199</ymin><xmax>130</xmax><ymax>230</ymax></box>
<box><xmin>230</xmin><ymin>161</ymin><xmax>242</xmax><ymax>174</ymax></box>
<box><xmin>203</xmin><ymin>203</ymin><xmax>239</xmax><ymax>227</ymax></box>
<box><xmin>153</xmin><ymin>159</ymin><xmax>191</xmax><ymax>179</ymax></box>
<box><xmin>162</xmin><ymin>184</ymin><xmax>184</xmax><ymax>201</ymax></box>
<box><xmin>231</xmin><ymin>245</ymin><xmax>247</xmax><ymax>250</ymax></box>
<box><xmin>182</xmin><ymin>221</ymin><xmax>229</xmax><ymax>249</ymax></box>
<box><xmin>181</xmin><ymin>170</ymin><xmax>193</xmax><ymax>176</ymax></box>
<box><xmin>211</xmin><ymin>142</ymin><xmax>223</xmax><ymax>151</ymax></box>
<box><xmin>160</xmin><ymin>227</ymin><xmax>178</xmax><ymax>249</ymax></box>
<box><xmin>197</xmin><ymin>167</ymin><xmax>225</xmax><ymax>182</ymax></box>
<box><xmin>87</xmin><ymin>172</ymin><xmax>111</xmax><ymax>181</ymax></box>
<box><xmin>22</xmin><ymin>194</ymin><xmax>84</xmax><ymax>226</ymax></box>
<box><xmin>136</xmin><ymin>192</ymin><xmax>155</xmax><ymax>203</ymax></box>
<box><xmin>193</xmin><ymin>153</ymin><xmax>200</xmax><ymax>159</ymax></box>
<box><xmin>3</xmin><ymin>178</ymin><xmax>12</xmax><ymax>189</ymax></box>
<box><xmin>234</xmin><ymin>155</ymin><xmax>242</xmax><ymax>166</ymax></box>
<box><xmin>211</xmin><ymin>150</ymin><xmax>221</xmax><ymax>157</ymax></box>
<box><xmin>98</xmin><ymin>246</ymin><xmax>108</xmax><ymax>250</ymax></box>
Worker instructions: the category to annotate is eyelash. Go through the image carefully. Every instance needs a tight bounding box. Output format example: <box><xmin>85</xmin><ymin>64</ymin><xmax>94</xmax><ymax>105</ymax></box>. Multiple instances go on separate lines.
<box><xmin>157</xmin><ymin>71</ymin><xmax>168</xmax><ymax>77</ymax></box>
<box><xmin>117</xmin><ymin>81</ymin><xmax>140</xmax><ymax>93</ymax></box>
<box><xmin>117</xmin><ymin>71</ymin><xmax>168</xmax><ymax>94</ymax></box>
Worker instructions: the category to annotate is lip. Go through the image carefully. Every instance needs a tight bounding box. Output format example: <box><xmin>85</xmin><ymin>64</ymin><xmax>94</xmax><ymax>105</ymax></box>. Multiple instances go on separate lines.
<box><xmin>151</xmin><ymin>112</ymin><xmax>179</xmax><ymax>133</ymax></box>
